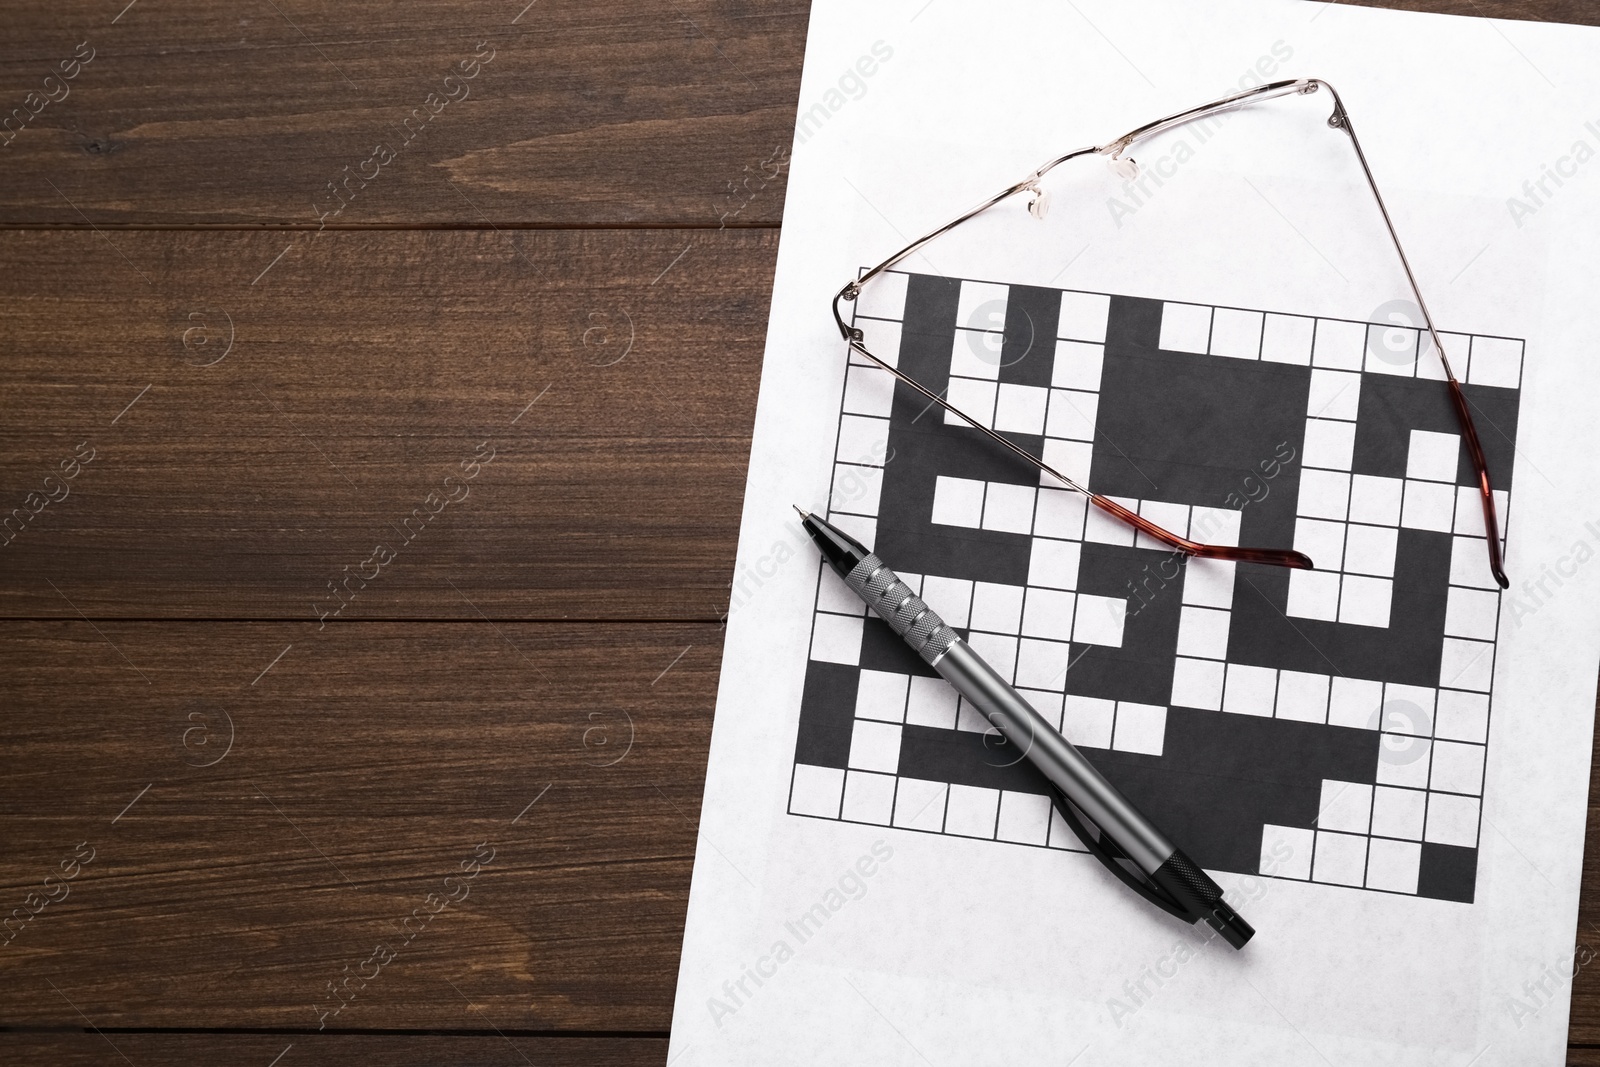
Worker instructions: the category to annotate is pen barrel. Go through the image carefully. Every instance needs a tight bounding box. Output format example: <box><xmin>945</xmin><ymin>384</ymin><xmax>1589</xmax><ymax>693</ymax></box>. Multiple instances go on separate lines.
<box><xmin>844</xmin><ymin>554</ymin><xmax>958</xmax><ymax>665</ymax></box>
<box><xmin>931</xmin><ymin>640</ymin><xmax>1176</xmax><ymax>874</ymax></box>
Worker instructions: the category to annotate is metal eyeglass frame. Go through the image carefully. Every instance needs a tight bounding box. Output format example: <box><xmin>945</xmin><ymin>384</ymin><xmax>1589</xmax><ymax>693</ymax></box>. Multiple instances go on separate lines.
<box><xmin>831</xmin><ymin>77</ymin><xmax>1509</xmax><ymax>588</ymax></box>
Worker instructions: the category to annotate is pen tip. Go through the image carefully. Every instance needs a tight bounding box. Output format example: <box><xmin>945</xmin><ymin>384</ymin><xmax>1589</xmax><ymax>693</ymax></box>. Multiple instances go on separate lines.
<box><xmin>792</xmin><ymin>505</ymin><xmax>811</xmax><ymax>520</ymax></box>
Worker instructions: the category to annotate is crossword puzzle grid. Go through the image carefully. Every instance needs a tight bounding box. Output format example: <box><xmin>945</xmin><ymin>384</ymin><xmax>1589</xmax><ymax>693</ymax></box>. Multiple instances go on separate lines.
<box><xmin>788</xmin><ymin>268</ymin><xmax>1522</xmax><ymax>904</ymax></box>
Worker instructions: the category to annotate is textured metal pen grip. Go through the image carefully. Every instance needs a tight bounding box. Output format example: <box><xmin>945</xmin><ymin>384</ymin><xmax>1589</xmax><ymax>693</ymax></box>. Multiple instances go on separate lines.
<box><xmin>844</xmin><ymin>553</ymin><xmax>957</xmax><ymax>664</ymax></box>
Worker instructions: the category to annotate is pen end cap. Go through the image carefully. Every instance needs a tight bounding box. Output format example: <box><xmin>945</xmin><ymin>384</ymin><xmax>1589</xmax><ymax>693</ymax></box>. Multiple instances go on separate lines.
<box><xmin>1205</xmin><ymin>901</ymin><xmax>1255</xmax><ymax>950</ymax></box>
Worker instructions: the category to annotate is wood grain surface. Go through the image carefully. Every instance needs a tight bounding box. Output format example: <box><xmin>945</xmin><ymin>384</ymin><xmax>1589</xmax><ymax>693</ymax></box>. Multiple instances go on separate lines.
<box><xmin>2</xmin><ymin>1</ymin><xmax>1597</xmax><ymax>1064</ymax></box>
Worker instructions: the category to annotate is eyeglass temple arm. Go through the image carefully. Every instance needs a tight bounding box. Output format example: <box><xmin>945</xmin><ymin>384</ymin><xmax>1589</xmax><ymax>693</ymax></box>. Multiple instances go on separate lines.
<box><xmin>830</xmin><ymin>304</ymin><xmax>1311</xmax><ymax>569</ymax></box>
<box><xmin>1318</xmin><ymin>80</ymin><xmax>1510</xmax><ymax>589</ymax></box>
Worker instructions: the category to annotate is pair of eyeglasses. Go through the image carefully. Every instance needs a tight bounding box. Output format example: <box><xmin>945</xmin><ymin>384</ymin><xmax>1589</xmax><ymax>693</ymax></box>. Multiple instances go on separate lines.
<box><xmin>831</xmin><ymin>77</ymin><xmax>1508</xmax><ymax>589</ymax></box>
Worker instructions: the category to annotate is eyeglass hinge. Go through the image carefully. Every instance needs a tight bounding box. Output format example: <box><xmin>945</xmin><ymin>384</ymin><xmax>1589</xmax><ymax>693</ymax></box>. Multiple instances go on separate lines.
<box><xmin>842</xmin><ymin>282</ymin><xmax>860</xmax><ymax>301</ymax></box>
<box><xmin>1328</xmin><ymin>99</ymin><xmax>1352</xmax><ymax>134</ymax></box>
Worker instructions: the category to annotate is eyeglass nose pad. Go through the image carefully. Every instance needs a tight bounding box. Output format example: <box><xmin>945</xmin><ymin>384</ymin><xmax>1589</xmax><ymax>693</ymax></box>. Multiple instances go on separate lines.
<box><xmin>1109</xmin><ymin>156</ymin><xmax>1140</xmax><ymax>181</ymax></box>
<box><xmin>1026</xmin><ymin>185</ymin><xmax>1050</xmax><ymax>220</ymax></box>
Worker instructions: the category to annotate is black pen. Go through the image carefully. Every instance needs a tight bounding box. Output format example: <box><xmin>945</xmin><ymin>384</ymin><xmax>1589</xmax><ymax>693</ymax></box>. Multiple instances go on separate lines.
<box><xmin>797</xmin><ymin>507</ymin><xmax>1254</xmax><ymax>948</ymax></box>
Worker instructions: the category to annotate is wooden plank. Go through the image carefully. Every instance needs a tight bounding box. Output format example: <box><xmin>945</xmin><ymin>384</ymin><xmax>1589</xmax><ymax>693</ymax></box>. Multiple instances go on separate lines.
<box><xmin>0</xmin><ymin>0</ymin><xmax>806</xmax><ymax>228</ymax></box>
<box><xmin>0</xmin><ymin>228</ymin><xmax>781</xmax><ymax>619</ymax></box>
<box><xmin>0</xmin><ymin>1034</ymin><xmax>667</xmax><ymax>1066</ymax></box>
<box><xmin>2</xmin><ymin>2</ymin><xmax>1593</xmax><ymax>231</ymax></box>
<box><xmin>0</xmin><ymin>620</ymin><xmax>717</xmax><ymax>1030</ymax></box>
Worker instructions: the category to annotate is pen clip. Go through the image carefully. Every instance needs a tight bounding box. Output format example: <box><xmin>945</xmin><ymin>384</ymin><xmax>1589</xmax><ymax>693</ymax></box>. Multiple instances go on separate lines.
<box><xmin>1048</xmin><ymin>786</ymin><xmax>1190</xmax><ymax>922</ymax></box>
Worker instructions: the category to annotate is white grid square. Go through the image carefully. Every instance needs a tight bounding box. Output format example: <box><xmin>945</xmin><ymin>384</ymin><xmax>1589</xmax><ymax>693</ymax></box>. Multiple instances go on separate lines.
<box><xmin>1401</xmin><ymin>479</ymin><xmax>1455</xmax><ymax>532</ymax></box>
<box><xmin>921</xmin><ymin>575</ymin><xmax>973</xmax><ymax>629</ymax></box>
<box><xmin>1317</xmin><ymin>780</ymin><xmax>1373</xmax><ymax>833</ymax></box>
<box><xmin>1182</xmin><ymin>559</ymin><xmax>1236</xmax><ymax>609</ymax></box>
<box><xmin>1435</xmin><ymin>689</ymin><xmax>1489</xmax><ymax>743</ymax></box>
<box><xmin>811</xmin><ymin>612</ymin><xmax>864</xmax><ymax>665</ymax></box>
<box><xmin>1046</xmin><ymin>389</ymin><xmax>1099</xmax><ymax>441</ymax></box>
<box><xmin>1062</xmin><ymin>694</ymin><xmax>1116</xmax><ymax>749</ymax></box>
<box><xmin>1209</xmin><ymin>308</ymin><xmax>1263</xmax><ymax>359</ymax></box>
<box><xmin>841</xmin><ymin>770</ymin><xmax>896</xmax><ymax>824</ymax></box>
<box><xmin>1059</xmin><ymin>291</ymin><xmax>1111</xmax><ymax>343</ymax></box>
<box><xmin>1430</xmin><ymin>740</ymin><xmax>1486</xmax><ymax>795</ymax></box>
<box><xmin>1468</xmin><ymin>335</ymin><xmax>1523</xmax><ymax>388</ymax></box>
<box><xmin>1365</xmin><ymin>838</ymin><xmax>1421</xmax><ymax>893</ymax></box>
<box><xmin>1261</xmin><ymin>824</ymin><xmax>1315</xmax><ymax>879</ymax></box>
<box><xmin>1073</xmin><ymin>594</ymin><xmax>1126</xmax><ymax>647</ymax></box>
<box><xmin>1113</xmin><ymin>702</ymin><xmax>1167</xmax><ymax>756</ymax></box>
<box><xmin>1339</xmin><ymin>574</ymin><xmax>1393</xmax><ymax>628</ymax></box>
<box><xmin>971</xmin><ymin>581</ymin><xmax>1025</xmax><ymax>633</ymax></box>
<box><xmin>1176</xmin><ymin>606</ymin><xmax>1230</xmax><ymax>660</ymax></box>
<box><xmin>1312</xmin><ymin>318</ymin><xmax>1367</xmax><ymax>371</ymax></box>
<box><xmin>1275</xmin><ymin>670</ymin><xmax>1331</xmax><ymax>724</ymax></box>
<box><xmin>1307</xmin><ymin>369</ymin><xmax>1361</xmax><ymax>420</ymax></box>
<box><xmin>1440</xmin><ymin>637</ymin><xmax>1494</xmax><ymax>691</ymax></box>
<box><xmin>945</xmin><ymin>376</ymin><xmax>997</xmax><ymax>428</ymax></box>
<box><xmin>1171</xmin><ymin>657</ymin><xmax>1224</xmax><ymax>711</ymax></box>
<box><xmin>855</xmin><ymin>670</ymin><xmax>910</xmax><ymax>723</ymax></box>
<box><xmin>1453</xmin><ymin>487</ymin><xmax>1509</xmax><ymax>539</ymax></box>
<box><xmin>1344</xmin><ymin>524</ymin><xmax>1399</xmax><ymax>578</ymax></box>
<box><xmin>1159</xmin><ymin>302</ymin><xmax>1212</xmax><ymax>354</ymax></box>
<box><xmin>1381</xmin><ymin>684</ymin><xmax>1436</xmax><ymax>734</ymax></box>
<box><xmin>1020</xmin><ymin>590</ymin><xmax>1077</xmax><ymax>643</ymax></box>
<box><xmin>1053</xmin><ymin>340</ymin><xmax>1106</xmax><ymax>390</ymax></box>
<box><xmin>855</xmin><ymin>270</ymin><xmax>908</xmax><ymax>320</ymax></box>
<box><xmin>1445</xmin><ymin>586</ymin><xmax>1500</xmax><ymax>640</ymax></box>
<box><xmin>994</xmin><ymin>383</ymin><xmax>1049</xmax><ymax>435</ymax></box>
<box><xmin>1084</xmin><ymin>497</ymin><xmax>1138</xmax><ymax>546</ymax></box>
<box><xmin>1286</xmin><ymin>569</ymin><xmax>1340</xmax><ymax>621</ymax></box>
<box><xmin>790</xmin><ymin>764</ymin><xmax>846</xmax><ymax>818</ymax></box>
<box><xmin>1349</xmin><ymin>475</ymin><xmax>1404</xmax><ymax>526</ymax></box>
<box><xmin>1366</xmin><ymin>323</ymin><xmax>1418</xmax><ymax>377</ymax></box>
<box><xmin>944</xmin><ymin>784</ymin><xmax>1000</xmax><ymax>839</ymax></box>
<box><xmin>1312</xmin><ymin>831</ymin><xmax>1367</xmax><ymax>886</ymax></box>
<box><xmin>842</xmin><ymin>363</ymin><xmax>895</xmax><ymax>418</ymax></box>
<box><xmin>1406</xmin><ymin>430</ymin><xmax>1461</xmax><ymax>483</ymax></box>
<box><xmin>1450</xmin><ymin>534</ymin><xmax>1503</xmax><ymax>590</ymax></box>
<box><xmin>1328</xmin><ymin>676</ymin><xmax>1383</xmax><ymax>730</ymax></box>
<box><xmin>1424</xmin><ymin>792</ymin><xmax>1480</xmax><ymax>847</ymax></box>
<box><xmin>1136</xmin><ymin>500</ymin><xmax>1191</xmax><ymax>552</ymax></box>
<box><xmin>1370</xmin><ymin>786</ymin><xmax>1426</xmax><ymax>840</ymax></box>
<box><xmin>1189</xmin><ymin>506</ymin><xmax>1242</xmax><ymax>547</ymax></box>
<box><xmin>1040</xmin><ymin>439</ymin><xmax>1093</xmax><ymax>487</ymax></box>
<box><xmin>1297</xmin><ymin>469</ymin><xmax>1351</xmax><ymax>521</ymax></box>
<box><xmin>853</xmin><ymin>318</ymin><xmax>903</xmax><ymax>366</ymax></box>
<box><xmin>1028</xmin><ymin>538</ymin><xmax>1081</xmax><ymax>591</ymax></box>
<box><xmin>1035</xmin><ymin>488</ymin><xmax>1087</xmax><ymax>541</ymax></box>
<box><xmin>931</xmin><ymin>475</ymin><xmax>985</xmax><ymax>528</ymax></box>
<box><xmin>1303</xmin><ymin>418</ymin><xmax>1356</xmax><ymax>471</ymax></box>
<box><xmin>982</xmin><ymin>482</ymin><xmax>1036</xmax><ymax>535</ymax></box>
<box><xmin>817</xmin><ymin>570</ymin><xmax>866</xmax><ymax>616</ymax></box>
<box><xmin>1261</xmin><ymin>313</ymin><xmax>1314</xmax><ymax>365</ymax></box>
<box><xmin>848</xmin><ymin>719</ymin><xmax>902</xmax><ymax>773</ymax></box>
<box><xmin>893</xmin><ymin>777</ymin><xmax>948</xmax><ymax>832</ymax></box>
<box><xmin>996</xmin><ymin>790</ymin><xmax>1053</xmax><ymax>845</ymax></box>
<box><xmin>1294</xmin><ymin>519</ymin><xmax>1346</xmax><ymax>572</ymax></box>
<box><xmin>1223</xmin><ymin>664</ymin><xmax>1277</xmax><ymax>717</ymax></box>
<box><xmin>906</xmin><ymin>674</ymin><xmax>959</xmax><ymax>730</ymax></box>
<box><xmin>1376</xmin><ymin>735</ymin><xmax>1432</xmax><ymax>788</ymax></box>
<box><xmin>831</xmin><ymin>463</ymin><xmax>884</xmax><ymax>517</ymax></box>
<box><xmin>838</xmin><ymin>414</ymin><xmax>891</xmax><ymax>463</ymax></box>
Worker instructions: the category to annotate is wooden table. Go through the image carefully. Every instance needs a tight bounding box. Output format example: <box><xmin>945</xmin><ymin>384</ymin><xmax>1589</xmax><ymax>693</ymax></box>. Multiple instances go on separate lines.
<box><xmin>0</xmin><ymin>2</ymin><xmax>1594</xmax><ymax>1063</ymax></box>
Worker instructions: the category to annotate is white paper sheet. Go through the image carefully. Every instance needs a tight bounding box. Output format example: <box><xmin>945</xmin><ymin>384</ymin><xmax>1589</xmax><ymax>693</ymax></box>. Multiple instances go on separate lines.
<box><xmin>669</xmin><ymin>3</ymin><xmax>1600</xmax><ymax>1063</ymax></box>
